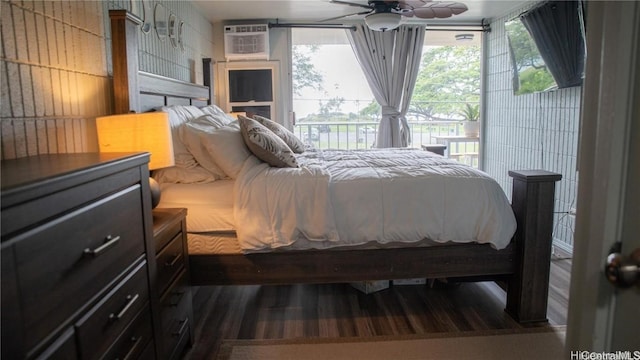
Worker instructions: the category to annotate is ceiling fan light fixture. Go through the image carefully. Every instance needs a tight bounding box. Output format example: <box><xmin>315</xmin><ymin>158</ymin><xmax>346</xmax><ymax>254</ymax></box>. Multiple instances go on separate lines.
<box><xmin>455</xmin><ymin>33</ymin><xmax>474</xmax><ymax>41</ymax></box>
<box><xmin>365</xmin><ymin>12</ymin><xmax>401</xmax><ymax>31</ymax></box>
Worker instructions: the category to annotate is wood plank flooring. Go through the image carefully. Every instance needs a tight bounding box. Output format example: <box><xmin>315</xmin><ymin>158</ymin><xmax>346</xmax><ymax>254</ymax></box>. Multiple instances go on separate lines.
<box><xmin>183</xmin><ymin>257</ymin><xmax>571</xmax><ymax>359</ymax></box>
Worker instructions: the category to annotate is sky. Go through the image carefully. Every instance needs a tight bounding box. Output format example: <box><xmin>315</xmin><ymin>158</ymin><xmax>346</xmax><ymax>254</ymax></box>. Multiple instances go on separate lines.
<box><xmin>293</xmin><ymin>44</ymin><xmax>374</xmax><ymax>119</ymax></box>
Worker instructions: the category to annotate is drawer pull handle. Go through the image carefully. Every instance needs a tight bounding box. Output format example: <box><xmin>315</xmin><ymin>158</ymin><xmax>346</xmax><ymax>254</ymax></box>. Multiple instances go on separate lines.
<box><xmin>83</xmin><ymin>235</ymin><xmax>120</xmax><ymax>257</ymax></box>
<box><xmin>117</xmin><ymin>335</ymin><xmax>144</xmax><ymax>360</ymax></box>
<box><xmin>165</xmin><ymin>253</ymin><xmax>182</xmax><ymax>267</ymax></box>
<box><xmin>172</xmin><ymin>318</ymin><xmax>189</xmax><ymax>337</ymax></box>
<box><xmin>109</xmin><ymin>294</ymin><xmax>140</xmax><ymax>321</ymax></box>
<box><xmin>169</xmin><ymin>290</ymin><xmax>186</xmax><ymax>307</ymax></box>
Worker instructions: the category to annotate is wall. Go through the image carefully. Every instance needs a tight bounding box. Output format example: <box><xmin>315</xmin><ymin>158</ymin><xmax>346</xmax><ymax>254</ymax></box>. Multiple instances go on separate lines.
<box><xmin>1</xmin><ymin>0</ymin><xmax>107</xmax><ymax>159</ymax></box>
<box><xmin>0</xmin><ymin>0</ymin><xmax>214</xmax><ymax>160</ymax></box>
<box><xmin>483</xmin><ymin>2</ymin><xmax>579</xmax><ymax>254</ymax></box>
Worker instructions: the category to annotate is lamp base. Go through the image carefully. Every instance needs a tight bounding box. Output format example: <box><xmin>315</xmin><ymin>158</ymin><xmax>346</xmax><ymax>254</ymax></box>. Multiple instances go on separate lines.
<box><xmin>149</xmin><ymin>177</ymin><xmax>161</xmax><ymax>208</ymax></box>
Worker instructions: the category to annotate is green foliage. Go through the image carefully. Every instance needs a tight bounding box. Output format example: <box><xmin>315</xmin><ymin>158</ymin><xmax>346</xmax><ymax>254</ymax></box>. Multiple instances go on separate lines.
<box><xmin>318</xmin><ymin>96</ymin><xmax>345</xmax><ymax>117</ymax></box>
<box><xmin>410</xmin><ymin>45</ymin><xmax>481</xmax><ymax>121</ymax></box>
<box><xmin>505</xmin><ymin>19</ymin><xmax>546</xmax><ymax>71</ymax></box>
<box><xmin>359</xmin><ymin>101</ymin><xmax>381</xmax><ymax>120</ymax></box>
<box><xmin>458</xmin><ymin>103</ymin><xmax>479</xmax><ymax>121</ymax></box>
<box><xmin>505</xmin><ymin>18</ymin><xmax>557</xmax><ymax>94</ymax></box>
<box><xmin>515</xmin><ymin>66</ymin><xmax>557</xmax><ymax>95</ymax></box>
<box><xmin>292</xmin><ymin>45</ymin><xmax>323</xmax><ymax>96</ymax></box>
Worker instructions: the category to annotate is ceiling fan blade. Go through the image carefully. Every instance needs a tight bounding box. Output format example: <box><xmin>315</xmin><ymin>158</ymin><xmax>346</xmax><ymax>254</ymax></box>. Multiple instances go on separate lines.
<box><xmin>398</xmin><ymin>0</ymin><xmax>430</xmax><ymax>9</ymax></box>
<box><xmin>320</xmin><ymin>10</ymin><xmax>373</xmax><ymax>22</ymax></box>
<box><xmin>330</xmin><ymin>0</ymin><xmax>373</xmax><ymax>10</ymax></box>
<box><xmin>449</xmin><ymin>3</ymin><xmax>468</xmax><ymax>14</ymax></box>
<box><xmin>412</xmin><ymin>2</ymin><xmax>468</xmax><ymax>18</ymax></box>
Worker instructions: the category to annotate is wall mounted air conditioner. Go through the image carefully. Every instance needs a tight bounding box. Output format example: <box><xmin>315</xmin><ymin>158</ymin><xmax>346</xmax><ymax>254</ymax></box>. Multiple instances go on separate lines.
<box><xmin>224</xmin><ymin>24</ymin><xmax>270</xmax><ymax>61</ymax></box>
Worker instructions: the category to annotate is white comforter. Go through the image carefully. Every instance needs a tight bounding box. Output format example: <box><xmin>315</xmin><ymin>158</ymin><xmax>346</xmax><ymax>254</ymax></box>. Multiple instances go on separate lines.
<box><xmin>234</xmin><ymin>148</ymin><xmax>516</xmax><ymax>252</ymax></box>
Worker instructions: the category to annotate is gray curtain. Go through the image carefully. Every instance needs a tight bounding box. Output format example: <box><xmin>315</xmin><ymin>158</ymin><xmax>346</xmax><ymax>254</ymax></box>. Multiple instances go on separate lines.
<box><xmin>520</xmin><ymin>0</ymin><xmax>585</xmax><ymax>88</ymax></box>
<box><xmin>346</xmin><ymin>24</ymin><xmax>425</xmax><ymax>148</ymax></box>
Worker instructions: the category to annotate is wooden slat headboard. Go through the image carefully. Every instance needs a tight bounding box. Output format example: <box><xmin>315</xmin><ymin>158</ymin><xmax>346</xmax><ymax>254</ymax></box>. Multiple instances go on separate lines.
<box><xmin>138</xmin><ymin>71</ymin><xmax>210</xmax><ymax>112</ymax></box>
<box><xmin>109</xmin><ymin>10</ymin><xmax>212</xmax><ymax>113</ymax></box>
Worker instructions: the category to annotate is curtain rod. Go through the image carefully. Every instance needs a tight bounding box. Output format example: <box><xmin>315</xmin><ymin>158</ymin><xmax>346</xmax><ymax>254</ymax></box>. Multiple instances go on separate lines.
<box><xmin>269</xmin><ymin>23</ymin><xmax>357</xmax><ymax>30</ymax></box>
<box><xmin>425</xmin><ymin>27</ymin><xmax>487</xmax><ymax>32</ymax></box>
<box><xmin>268</xmin><ymin>22</ymin><xmax>490</xmax><ymax>32</ymax></box>
<box><xmin>425</xmin><ymin>21</ymin><xmax>490</xmax><ymax>32</ymax></box>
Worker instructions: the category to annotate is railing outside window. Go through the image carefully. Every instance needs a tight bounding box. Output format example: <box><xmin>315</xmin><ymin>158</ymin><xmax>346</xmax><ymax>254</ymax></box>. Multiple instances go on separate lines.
<box><xmin>294</xmin><ymin>120</ymin><xmax>479</xmax><ymax>168</ymax></box>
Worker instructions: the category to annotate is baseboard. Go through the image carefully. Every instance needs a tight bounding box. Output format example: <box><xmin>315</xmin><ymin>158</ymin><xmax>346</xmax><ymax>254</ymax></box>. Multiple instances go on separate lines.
<box><xmin>552</xmin><ymin>241</ymin><xmax>573</xmax><ymax>259</ymax></box>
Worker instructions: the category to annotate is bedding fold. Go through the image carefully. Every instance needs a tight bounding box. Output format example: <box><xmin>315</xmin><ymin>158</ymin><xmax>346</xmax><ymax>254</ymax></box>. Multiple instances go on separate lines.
<box><xmin>234</xmin><ymin>148</ymin><xmax>516</xmax><ymax>252</ymax></box>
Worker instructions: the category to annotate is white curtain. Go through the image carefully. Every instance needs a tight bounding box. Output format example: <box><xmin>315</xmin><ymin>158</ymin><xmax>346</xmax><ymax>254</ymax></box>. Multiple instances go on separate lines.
<box><xmin>346</xmin><ymin>24</ymin><xmax>425</xmax><ymax>148</ymax></box>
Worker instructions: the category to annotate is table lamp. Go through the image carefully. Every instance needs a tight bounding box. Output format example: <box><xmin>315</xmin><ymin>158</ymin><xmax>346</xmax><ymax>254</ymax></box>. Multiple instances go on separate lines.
<box><xmin>96</xmin><ymin>112</ymin><xmax>174</xmax><ymax>208</ymax></box>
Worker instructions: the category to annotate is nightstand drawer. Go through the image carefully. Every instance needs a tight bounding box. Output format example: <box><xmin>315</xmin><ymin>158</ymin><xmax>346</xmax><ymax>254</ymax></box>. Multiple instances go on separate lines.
<box><xmin>155</xmin><ymin>219</ymin><xmax>182</xmax><ymax>253</ymax></box>
<box><xmin>14</xmin><ymin>185</ymin><xmax>145</xmax><ymax>351</ymax></box>
<box><xmin>101</xmin><ymin>305</ymin><xmax>153</xmax><ymax>360</ymax></box>
<box><xmin>75</xmin><ymin>260</ymin><xmax>149</xmax><ymax>359</ymax></box>
<box><xmin>160</xmin><ymin>270</ymin><xmax>192</xmax><ymax>359</ymax></box>
<box><xmin>153</xmin><ymin>208</ymin><xmax>191</xmax><ymax>358</ymax></box>
<box><xmin>157</xmin><ymin>233</ymin><xmax>186</xmax><ymax>295</ymax></box>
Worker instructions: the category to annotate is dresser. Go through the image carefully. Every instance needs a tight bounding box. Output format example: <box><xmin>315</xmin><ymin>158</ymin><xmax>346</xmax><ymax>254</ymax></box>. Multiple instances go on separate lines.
<box><xmin>1</xmin><ymin>153</ymin><xmax>160</xmax><ymax>359</ymax></box>
<box><xmin>152</xmin><ymin>208</ymin><xmax>193</xmax><ymax>359</ymax></box>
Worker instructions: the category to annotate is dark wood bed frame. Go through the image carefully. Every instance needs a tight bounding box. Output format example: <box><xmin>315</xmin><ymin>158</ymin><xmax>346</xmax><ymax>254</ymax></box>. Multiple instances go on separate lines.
<box><xmin>110</xmin><ymin>10</ymin><xmax>562</xmax><ymax>324</ymax></box>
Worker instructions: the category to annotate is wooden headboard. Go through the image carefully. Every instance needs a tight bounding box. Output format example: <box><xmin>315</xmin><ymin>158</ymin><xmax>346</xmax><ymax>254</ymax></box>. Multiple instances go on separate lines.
<box><xmin>109</xmin><ymin>10</ymin><xmax>213</xmax><ymax>113</ymax></box>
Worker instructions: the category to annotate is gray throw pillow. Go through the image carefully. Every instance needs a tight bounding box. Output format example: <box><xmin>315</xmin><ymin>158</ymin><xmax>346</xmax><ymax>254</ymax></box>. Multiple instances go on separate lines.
<box><xmin>252</xmin><ymin>115</ymin><xmax>306</xmax><ymax>154</ymax></box>
<box><xmin>238</xmin><ymin>115</ymin><xmax>299</xmax><ymax>168</ymax></box>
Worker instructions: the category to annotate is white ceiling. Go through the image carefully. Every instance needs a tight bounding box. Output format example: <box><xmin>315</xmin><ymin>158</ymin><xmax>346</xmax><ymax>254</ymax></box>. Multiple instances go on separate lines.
<box><xmin>192</xmin><ymin>0</ymin><xmax>531</xmax><ymax>25</ymax></box>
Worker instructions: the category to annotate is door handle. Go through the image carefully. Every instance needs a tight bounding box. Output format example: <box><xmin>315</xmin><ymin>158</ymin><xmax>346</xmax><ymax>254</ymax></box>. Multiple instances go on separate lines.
<box><xmin>605</xmin><ymin>242</ymin><xmax>640</xmax><ymax>288</ymax></box>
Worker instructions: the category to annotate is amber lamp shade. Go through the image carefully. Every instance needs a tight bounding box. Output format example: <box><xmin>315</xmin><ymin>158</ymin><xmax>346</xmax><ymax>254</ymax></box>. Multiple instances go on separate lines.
<box><xmin>96</xmin><ymin>112</ymin><xmax>174</xmax><ymax>208</ymax></box>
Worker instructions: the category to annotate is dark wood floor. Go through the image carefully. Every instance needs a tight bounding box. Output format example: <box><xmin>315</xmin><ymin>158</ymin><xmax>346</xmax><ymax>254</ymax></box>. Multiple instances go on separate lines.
<box><xmin>184</xmin><ymin>256</ymin><xmax>571</xmax><ymax>359</ymax></box>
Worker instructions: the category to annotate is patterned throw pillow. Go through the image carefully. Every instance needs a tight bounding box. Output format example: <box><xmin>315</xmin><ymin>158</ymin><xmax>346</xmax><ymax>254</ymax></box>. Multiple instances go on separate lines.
<box><xmin>238</xmin><ymin>115</ymin><xmax>299</xmax><ymax>168</ymax></box>
<box><xmin>252</xmin><ymin>115</ymin><xmax>306</xmax><ymax>154</ymax></box>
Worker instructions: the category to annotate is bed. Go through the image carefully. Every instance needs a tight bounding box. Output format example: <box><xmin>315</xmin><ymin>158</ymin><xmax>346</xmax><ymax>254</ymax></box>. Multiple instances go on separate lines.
<box><xmin>109</xmin><ymin>10</ymin><xmax>562</xmax><ymax>323</ymax></box>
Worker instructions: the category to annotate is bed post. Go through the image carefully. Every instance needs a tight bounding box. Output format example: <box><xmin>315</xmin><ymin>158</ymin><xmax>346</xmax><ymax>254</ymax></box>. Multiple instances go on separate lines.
<box><xmin>506</xmin><ymin>170</ymin><xmax>562</xmax><ymax>323</ymax></box>
<box><xmin>109</xmin><ymin>10</ymin><xmax>142</xmax><ymax>114</ymax></box>
<box><xmin>203</xmin><ymin>58</ymin><xmax>214</xmax><ymax>105</ymax></box>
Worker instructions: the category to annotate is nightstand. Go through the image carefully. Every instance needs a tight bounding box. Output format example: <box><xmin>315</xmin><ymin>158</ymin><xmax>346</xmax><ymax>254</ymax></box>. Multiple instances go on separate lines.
<box><xmin>421</xmin><ymin>144</ymin><xmax>447</xmax><ymax>156</ymax></box>
<box><xmin>152</xmin><ymin>208</ymin><xmax>193</xmax><ymax>360</ymax></box>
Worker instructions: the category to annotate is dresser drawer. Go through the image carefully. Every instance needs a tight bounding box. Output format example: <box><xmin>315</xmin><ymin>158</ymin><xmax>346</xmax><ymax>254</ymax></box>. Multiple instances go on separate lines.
<box><xmin>138</xmin><ymin>340</ymin><xmax>157</xmax><ymax>360</ymax></box>
<box><xmin>157</xmin><ymin>233</ymin><xmax>186</xmax><ymax>295</ymax></box>
<box><xmin>102</xmin><ymin>305</ymin><xmax>153</xmax><ymax>360</ymax></box>
<box><xmin>34</xmin><ymin>328</ymin><xmax>77</xmax><ymax>360</ymax></box>
<box><xmin>75</xmin><ymin>261</ymin><xmax>149</xmax><ymax>359</ymax></box>
<box><xmin>160</xmin><ymin>270</ymin><xmax>192</xmax><ymax>358</ymax></box>
<box><xmin>14</xmin><ymin>186</ymin><xmax>146</xmax><ymax>351</ymax></box>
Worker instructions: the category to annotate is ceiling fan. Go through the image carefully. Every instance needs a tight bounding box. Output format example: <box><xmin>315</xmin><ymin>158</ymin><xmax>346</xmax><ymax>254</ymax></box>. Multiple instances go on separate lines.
<box><xmin>328</xmin><ymin>0</ymin><xmax>469</xmax><ymax>31</ymax></box>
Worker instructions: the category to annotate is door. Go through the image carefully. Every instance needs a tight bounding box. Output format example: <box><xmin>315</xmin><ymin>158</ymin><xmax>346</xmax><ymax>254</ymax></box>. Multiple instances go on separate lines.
<box><xmin>566</xmin><ymin>0</ymin><xmax>640</xmax><ymax>352</ymax></box>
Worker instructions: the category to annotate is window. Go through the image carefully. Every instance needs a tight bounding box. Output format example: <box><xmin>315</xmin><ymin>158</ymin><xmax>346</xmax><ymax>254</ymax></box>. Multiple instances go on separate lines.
<box><xmin>291</xmin><ymin>27</ymin><xmax>482</xmax><ymax>166</ymax></box>
<box><xmin>292</xmin><ymin>28</ymin><xmax>376</xmax><ymax>149</ymax></box>
<box><xmin>506</xmin><ymin>1</ymin><xmax>585</xmax><ymax>95</ymax></box>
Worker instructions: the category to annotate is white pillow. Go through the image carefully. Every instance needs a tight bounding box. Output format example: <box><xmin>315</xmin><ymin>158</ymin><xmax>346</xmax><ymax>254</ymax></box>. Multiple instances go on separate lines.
<box><xmin>152</xmin><ymin>165</ymin><xmax>218</xmax><ymax>184</ymax></box>
<box><xmin>190</xmin><ymin>114</ymin><xmax>230</xmax><ymax>129</ymax></box>
<box><xmin>157</xmin><ymin>105</ymin><xmax>206</xmax><ymax>168</ymax></box>
<box><xmin>253</xmin><ymin>115</ymin><xmax>306</xmax><ymax>154</ymax></box>
<box><xmin>200</xmin><ymin>105</ymin><xmax>234</xmax><ymax>125</ymax></box>
<box><xmin>189</xmin><ymin>121</ymin><xmax>254</xmax><ymax>179</ymax></box>
<box><xmin>179</xmin><ymin>122</ymin><xmax>229</xmax><ymax>179</ymax></box>
<box><xmin>238</xmin><ymin>116</ymin><xmax>299</xmax><ymax>168</ymax></box>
